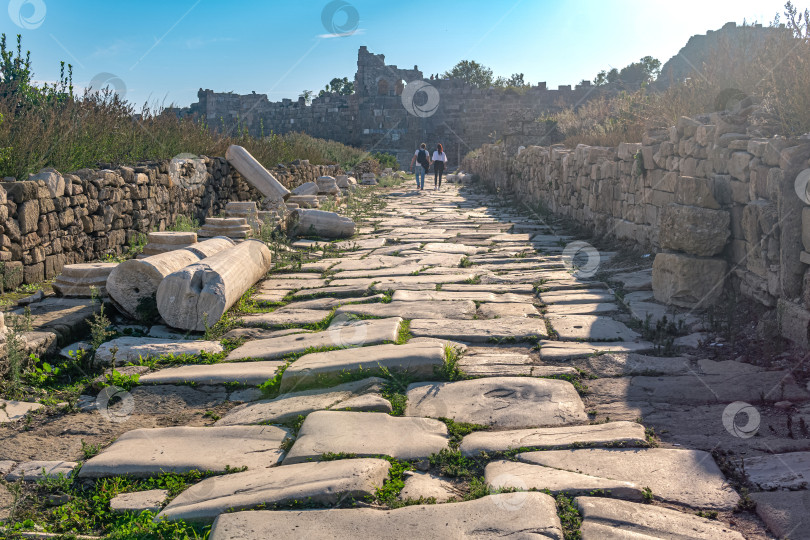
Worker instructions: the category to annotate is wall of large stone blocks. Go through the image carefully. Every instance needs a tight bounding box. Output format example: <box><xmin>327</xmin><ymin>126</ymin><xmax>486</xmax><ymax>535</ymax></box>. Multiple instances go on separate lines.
<box><xmin>463</xmin><ymin>111</ymin><xmax>810</xmax><ymax>348</ymax></box>
<box><xmin>0</xmin><ymin>158</ymin><xmax>338</xmax><ymax>288</ymax></box>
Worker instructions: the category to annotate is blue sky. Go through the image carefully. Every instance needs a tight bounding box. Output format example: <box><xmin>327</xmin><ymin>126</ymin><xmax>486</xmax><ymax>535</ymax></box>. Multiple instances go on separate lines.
<box><xmin>5</xmin><ymin>0</ymin><xmax>790</xmax><ymax>108</ymax></box>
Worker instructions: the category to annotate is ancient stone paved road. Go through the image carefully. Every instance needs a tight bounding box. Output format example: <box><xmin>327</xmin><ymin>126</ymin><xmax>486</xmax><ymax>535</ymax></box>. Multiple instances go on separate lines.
<box><xmin>76</xmin><ymin>184</ymin><xmax>805</xmax><ymax>539</ymax></box>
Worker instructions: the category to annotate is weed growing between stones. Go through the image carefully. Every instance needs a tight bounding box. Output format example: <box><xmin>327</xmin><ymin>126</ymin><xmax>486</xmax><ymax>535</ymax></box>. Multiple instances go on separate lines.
<box><xmin>396</xmin><ymin>319</ymin><xmax>412</xmax><ymax>344</ymax></box>
<box><xmin>428</xmin><ymin>449</ymin><xmax>481</xmax><ymax>478</ymax></box>
<box><xmin>3</xmin><ymin>467</ymin><xmax>264</xmax><ymax>538</ymax></box>
<box><xmin>372</xmin><ymin>456</ymin><xmax>418</xmax><ymax>508</ymax></box>
<box><xmin>102</xmin><ymin>367</ymin><xmax>140</xmax><ymax>391</ymax></box>
<box><xmin>439</xmin><ymin>418</ymin><xmax>488</xmax><ymax>448</ymax></box>
<box><xmin>80</xmin><ymin>439</ymin><xmax>101</xmax><ymax>459</ymax></box>
<box><xmin>168</xmin><ymin>215</ymin><xmax>200</xmax><ymax>233</ymax></box>
<box><xmin>458</xmin><ymin>256</ymin><xmax>474</xmax><ymax>268</ymax></box>
<box><xmin>435</xmin><ymin>344</ymin><xmax>466</xmax><ymax>381</ymax></box>
<box><xmin>639</xmin><ymin>314</ymin><xmax>685</xmax><ymax>357</ymax></box>
<box><xmin>554</xmin><ymin>492</ymin><xmax>584</xmax><ymax>540</ymax></box>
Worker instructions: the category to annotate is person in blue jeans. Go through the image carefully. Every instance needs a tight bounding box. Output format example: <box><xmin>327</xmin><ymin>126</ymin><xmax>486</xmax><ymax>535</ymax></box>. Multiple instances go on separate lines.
<box><xmin>410</xmin><ymin>143</ymin><xmax>431</xmax><ymax>190</ymax></box>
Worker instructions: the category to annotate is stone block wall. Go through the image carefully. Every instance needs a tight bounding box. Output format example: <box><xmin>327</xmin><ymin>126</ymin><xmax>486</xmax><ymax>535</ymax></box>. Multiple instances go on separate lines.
<box><xmin>0</xmin><ymin>158</ymin><xmax>339</xmax><ymax>288</ymax></box>
<box><xmin>463</xmin><ymin>112</ymin><xmax>810</xmax><ymax>347</ymax></box>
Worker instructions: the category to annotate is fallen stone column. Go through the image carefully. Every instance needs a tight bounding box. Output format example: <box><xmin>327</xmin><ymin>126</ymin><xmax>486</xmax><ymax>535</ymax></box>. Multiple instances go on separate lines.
<box><xmin>226</xmin><ymin>145</ymin><xmax>290</xmax><ymax>202</ymax></box>
<box><xmin>291</xmin><ymin>182</ymin><xmax>319</xmax><ymax>196</ymax></box>
<box><xmin>157</xmin><ymin>240</ymin><xmax>273</xmax><ymax>331</ymax></box>
<box><xmin>286</xmin><ymin>209</ymin><xmax>356</xmax><ymax>239</ymax></box>
<box><xmin>107</xmin><ymin>237</ymin><xmax>235</xmax><ymax>320</ymax></box>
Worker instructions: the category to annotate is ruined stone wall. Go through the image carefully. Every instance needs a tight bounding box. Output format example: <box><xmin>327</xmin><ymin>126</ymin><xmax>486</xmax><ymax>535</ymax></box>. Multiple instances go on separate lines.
<box><xmin>0</xmin><ymin>158</ymin><xmax>339</xmax><ymax>288</ymax></box>
<box><xmin>185</xmin><ymin>46</ymin><xmax>603</xmax><ymax>169</ymax></box>
<box><xmin>463</xmin><ymin>112</ymin><xmax>810</xmax><ymax>347</ymax></box>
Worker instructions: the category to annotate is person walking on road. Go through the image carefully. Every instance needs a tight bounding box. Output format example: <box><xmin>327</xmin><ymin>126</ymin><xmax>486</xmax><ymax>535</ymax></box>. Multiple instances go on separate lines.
<box><xmin>432</xmin><ymin>143</ymin><xmax>448</xmax><ymax>190</ymax></box>
<box><xmin>410</xmin><ymin>143</ymin><xmax>431</xmax><ymax>191</ymax></box>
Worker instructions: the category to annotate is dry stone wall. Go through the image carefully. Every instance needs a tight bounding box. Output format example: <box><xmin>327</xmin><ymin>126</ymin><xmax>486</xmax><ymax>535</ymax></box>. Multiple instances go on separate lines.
<box><xmin>0</xmin><ymin>158</ymin><xmax>338</xmax><ymax>288</ymax></box>
<box><xmin>463</xmin><ymin>112</ymin><xmax>810</xmax><ymax>347</ymax></box>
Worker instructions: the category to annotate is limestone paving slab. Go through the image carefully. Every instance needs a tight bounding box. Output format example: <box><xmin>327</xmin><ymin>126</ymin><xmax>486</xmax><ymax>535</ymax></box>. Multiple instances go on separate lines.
<box><xmin>573</xmin><ymin>353</ymin><xmax>692</xmax><ymax>377</ymax></box>
<box><xmin>79</xmin><ymin>426</ymin><xmax>291</xmax><ymax>478</ymax></box>
<box><xmin>486</xmin><ymin>460</ymin><xmax>643</xmax><ymax>500</ymax></box>
<box><xmin>540</xmin><ymin>289</ymin><xmax>616</xmax><ymax>304</ymax></box>
<box><xmin>259</xmin><ymin>278</ymin><xmax>327</xmax><ymax>290</ymax></box>
<box><xmin>110</xmin><ymin>489</ymin><xmax>168</xmax><ymax>514</ymax></box>
<box><xmin>292</xmin><ymin>284</ymin><xmax>374</xmax><ymax>298</ymax></box>
<box><xmin>544</xmin><ymin>302</ymin><xmax>619</xmax><ymax>315</ymax></box>
<box><xmin>460</xmin><ymin>421</ymin><xmax>647</xmax><ymax>456</ymax></box>
<box><xmin>282</xmin><ymin>411</ymin><xmax>449</xmax><ymax>464</ymax></box>
<box><xmin>547</xmin><ymin>315</ymin><xmax>641</xmax><ymax>341</ymax></box>
<box><xmin>216</xmin><ymin>378</ymin><xmax>386</xmax><ymax>425</ymax></box>
<box><xmin>331</xmin><ymin>393</ymin><xmax>393</xmax><ymax>413</ymax></box>
<box><xmin>335</xmin><ymin>300</ymin><xmax>476</xmax><ymax>320</ymax></box>
<box><xmin>0</xmin><ymin>399</ymin><xmax>44</xmax><ymax>422</ymax></box>
<box><xmin>409</xmin><ymin>317</ymin><xmax>546</xmax><ymax>342</ymax></box>
<box><xmin>241</xmin><ymin>309</ymin><xmax>331</xmax><ymax>327</ymax></box>
<box><xmin>587</xmin><ymin>371</ymin><xmax>810</xmax><ymax>406</ymax></box>
<box><xmin>751</xmin><ymin>490</ymin><xmax>810</xmax><ymax>540</ymax></box>
<box><xmin>208</xmin><ymin>492</ymin><xmax>562</xmax><ymax>540</ymax></box>
<box><xmin>398</xmin><ymin>471</ymin><xmax>460</xmax><ymax>502</ymax></box>
<box><xmin>138</xmin><ymin>361</ymin><xmax>284</xmax><ymax>386</ymax></box>
<box><xmin>440</xmin><ymin>283</ymin><xmax>535</xmax><ymax>294</ymax></box>
<box><xmin>391</xmin><ymin>290</ymin><xmax>531</xmax><ymax>303</ymax></box>
<box><xmin>478</xmin><ymin>302</ymin><xmax>539</xmax><ymax>318</ymax></box>
<box><xmin>575</xmin><ymin>496</ymin><xmax>744</xmax><ymax>540</ymax></box>
<box><xmin>538</xmin><ymin>341</ymin><xmax>655</xmax><ymax>359</ymax></box>
<box><xmin>422</xmin><ymin>242</ymin><xmax>483</xmax><ymax>255</ymax></box>
<box><xmin>458</xmin><ymin>352</ymin><xmax>576</xmax><ymax>377</ymax></box>
<box><xmin>405</xmin><ymin>377</ymin><xmax>587</xmax><ymax>428</ymax></box>
<box><xmin>280</xmin><ymin>342</ymin><xmax>445</xmax><ymax>392</ymax></box>
<box><xmin>94</xmin><ymin>337</ymin><xmax>224</xmax><ymax>367</ymax></box>
<box><xmin>282</xmin><ymin>294</ymin><xmax>384</xmax><ymax>310</ymax></box>
<box><xmin>6</xmin><ymin>461</ymin><xmax>77</xmax><ymax>481</ymax></box>
<box><xmin>159</xmin><ymin>458</ymin><xmax>391</xmax><ymax>523</ymax></box>
<box><xmin>515</xmin><ymin>448</ymin><xmax>739</xmax><ymax>509</ymax></box>
<box><xmin>226</xmin><ymin>317</ymin><xmax>401</xmax><ymax>361</ymax></box>
<box><xmin>416</xmin><ymin>252</ymin><xmax>465</xmax><ymax>266</ymax></box>
<box><xmin>331</xmin><ymin>264</ymin><xmax>425</xmax><ymax>279</ymax></box>
<box><xmin>743</xmin><ymin>451</ymin><xmax>810</xmax><ymax>490</ymax></box>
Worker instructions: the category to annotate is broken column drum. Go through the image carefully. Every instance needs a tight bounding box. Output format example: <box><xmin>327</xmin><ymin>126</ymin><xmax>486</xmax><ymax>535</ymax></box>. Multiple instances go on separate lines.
<box><xmin>286</xmin><ymin>209</ymin><xmax>356</xmax><ymax>239</ymax></box>
<box><xmin>52</xmin><ymin>262</ymin><xmax>119</xmax><ymax>297</ymax></box>
<box><xmin>106</xmin><ymin>237</ymin><xmax>235</xmax><ymax>320</ymax></box>
<box><xmin>225</xmin><ymin>145</ymin><xmax>290</xmax><ymax>202</ymax></box>
<box><xmin>157</xmin><ymin>240</ymin><xmax>273</xmax><ymax>331</ymax></box>
<box><xmin>141</xmin><ymin>231</ymin><xmax>198</xmax><ymax>257</ymax></box>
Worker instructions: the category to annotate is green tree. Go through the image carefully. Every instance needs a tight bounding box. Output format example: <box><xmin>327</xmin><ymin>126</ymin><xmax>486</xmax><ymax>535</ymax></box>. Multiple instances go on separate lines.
<box><xmin>594</xmin><ymin>70</ymin><xmax>607</xmax><ymax>86</ymax></box>
<box><xmin>299</xmin><ymin>89</ymin><xmax>313</xmax><ymax>104</ymax></box>
<box><xmin>327</xmin><ymin>77</ymin><xmax>354</xmax><ymax>95</ymax></box>
<box><xmin>494</xmin><ymin>73</ymin><xmax>529</xmax><ymax>88</ymax></box>
<box><xmin>442</xmin><ymin>60</ymin><xmax>493</xmax><ymax>89</ymax></box>
<box><xmin>606</xmin><ymin>68</ymin><xmax>620</xmax><ymax>83</ymax></box>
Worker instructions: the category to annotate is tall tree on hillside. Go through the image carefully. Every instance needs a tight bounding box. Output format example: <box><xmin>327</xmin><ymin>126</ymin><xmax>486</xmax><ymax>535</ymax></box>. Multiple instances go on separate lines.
<box><xmin>442</xmin><ymin>60</ymin><xmax>494</xmax><ymax>89</ymax></box>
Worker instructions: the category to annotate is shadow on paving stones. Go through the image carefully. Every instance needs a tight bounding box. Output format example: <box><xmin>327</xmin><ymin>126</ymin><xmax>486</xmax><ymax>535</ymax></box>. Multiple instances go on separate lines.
<box><xmin>0</xmin><ymin>384</ymin><xmax>240</xmax><ymax>463</ymax></box>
